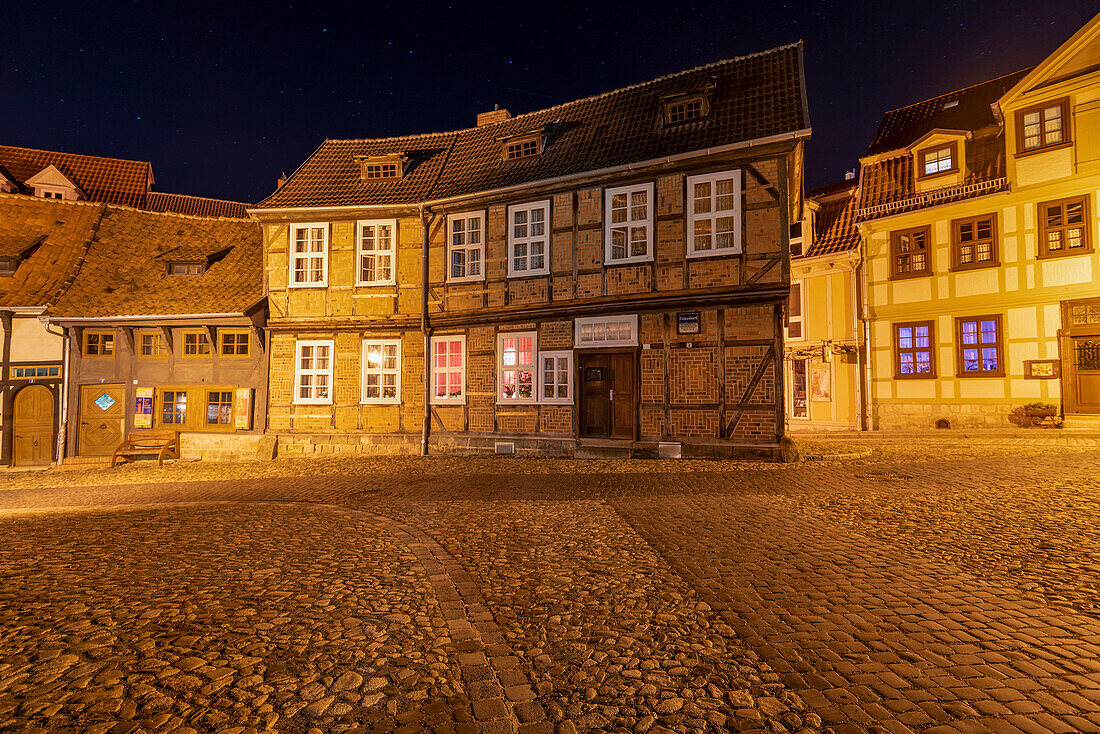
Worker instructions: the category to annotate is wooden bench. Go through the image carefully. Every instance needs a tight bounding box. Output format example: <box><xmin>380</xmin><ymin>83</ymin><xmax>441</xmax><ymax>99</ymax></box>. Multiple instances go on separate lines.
<box><xmin>111</xmin><ymin>429</ymin><xmax>180</xmax><ymax>468</ymax></box>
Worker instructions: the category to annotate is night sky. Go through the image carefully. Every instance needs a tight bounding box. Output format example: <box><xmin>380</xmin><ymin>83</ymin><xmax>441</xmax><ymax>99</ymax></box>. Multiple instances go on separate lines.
<box><xmin>2</xmin><ymin>1</ymin><xmax>1095</xmax><ymax>204</ymax></box>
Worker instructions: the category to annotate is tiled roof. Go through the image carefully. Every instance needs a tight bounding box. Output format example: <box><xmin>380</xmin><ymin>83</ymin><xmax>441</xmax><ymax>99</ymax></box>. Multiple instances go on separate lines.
<box><xmin>0</xmin><ymin>145</ymin><xmax>152</xmax><ymax>207</ymax></box>
<box><xmin>255</xmin><ymin>43</ymin><xmax>809</xmax><ymax>209</ymax></box>
<box><xmin>864</xmin><ymin>69</ymin><xmax>1031</xmax><ymax>156</ymax></box>
<box><xmin>48</xmin><ymin>207</ymin><xmax>263</xmax><ymax>318</ymax></box>
<box><xmin>0</xmin><ymin>193</ymin><xmax>104</xmax><ymax>308</ymax></box>
<box><xmin>801</xmin><ymin>181</ymin><xmax>859</xmax><ymax>258</ymax></box>
<box><xmin>146</xmin><ymin>191</ymin><xmax>250</xmax><ymax>219</ymax></box>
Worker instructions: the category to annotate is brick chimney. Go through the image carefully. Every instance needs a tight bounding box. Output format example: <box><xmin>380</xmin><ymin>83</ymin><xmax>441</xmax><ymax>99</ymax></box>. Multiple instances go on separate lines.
<box><xmin>277</xmin><ymin>172</ymin><xmax>287</xmax><ymax>189</ymax></box>
<box><xmin>477</xmin><ymin>104</ymin><xmax>511</xmax><ymax>127</ymax></box>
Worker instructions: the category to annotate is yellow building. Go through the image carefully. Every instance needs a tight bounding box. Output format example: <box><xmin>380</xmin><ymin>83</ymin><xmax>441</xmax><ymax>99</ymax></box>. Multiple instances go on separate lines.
<box><xmin>858</xmin><ymin>12</ymin><xmax>1100</xmax><ymax>429</ymax></box>
<box><xmin>786</xmin><ymin>180</ymin><xmax>864</xmax><ymax>430</ymax></box>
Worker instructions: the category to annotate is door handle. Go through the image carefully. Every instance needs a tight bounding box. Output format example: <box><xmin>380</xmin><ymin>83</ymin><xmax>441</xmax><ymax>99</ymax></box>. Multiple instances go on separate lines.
<box><xmin>609</xmin><ymin>389</ymin><xmax>615</xmax><ymax>401</ymax></box>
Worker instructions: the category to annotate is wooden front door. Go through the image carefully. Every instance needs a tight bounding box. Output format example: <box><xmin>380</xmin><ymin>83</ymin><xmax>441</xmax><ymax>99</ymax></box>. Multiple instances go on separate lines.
<box><xmin>78</xmin><ymin>384</ymin><xmax>126</xmax><ymax>456</ymax></box>
<box><xmin>579</xmin><ymin>352</ymin><xmax>636</xmax><ymax>439</ymax></box>
<box><xmin>13</xmin><ymin>385</ymin><xmax>54</xmax><ymax>466</ymax></box>
<box><xmin>1071</xmin><ymin>337</ymin><xmax>1100</xmax><ymax>413</ymax></box>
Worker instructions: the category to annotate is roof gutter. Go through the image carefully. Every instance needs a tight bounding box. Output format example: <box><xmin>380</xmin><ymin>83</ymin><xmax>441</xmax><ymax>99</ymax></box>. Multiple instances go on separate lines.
<box><xmin>47</xmin><ymin>312</ymin><xmax>252</xmax><ymax>323</ymax></box>
<box><xmin>247</xmin><ymin>127</ymin><xmax>812</xmax><ymax>216</ymax></box>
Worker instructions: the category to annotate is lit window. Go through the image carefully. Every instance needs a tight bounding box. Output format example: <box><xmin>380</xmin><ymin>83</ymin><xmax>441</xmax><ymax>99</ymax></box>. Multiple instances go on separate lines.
<box><xmin>539</xmin><ymin>351</ymin><xmax>573</xmax><ymax>405</ymax></box>
<box><xmin>507</xmin><ymin>201</ymin><xmax>550</xmax><ymax>276</ymax></box>
<box><xmin>686</xmin><ymin>170</ymin><xmax>742</xmax><ymax>257</ymax></box>
<box><xmin>431</xmin><ymin>336</ymin><xmax>466</xmax><ymax>404</ymax></box>
<box><xmin>140</xmin><ymin>332</ymin><xmax>169</xmax><ymax>358</ymax></box>
<box><xmin>84</xmin><ymin>332</ymin><xmax>114</xmax><ymax>357</ymax></box>
<box><xmin>895</xmin><ymin>321</ymin><xmax>935</xmax><ymax>378</ymax></box>
<box><xmin>953</xmin><ymin>215</ymin><xmax>997</xmax><ymax>269</ymax></box>
<box><xmin>791</xmin><ymin>358</ymin><xmax>808</xmax><ymax>419</ymax></box>
<box><xmin>667</xmin><ymin>98</ymin><xmax>703</xmax><ymax>123</ymax></box>
<box><xmin>498</xmin><ymin>331</ymin><xmax>537</xmax><ymax>404</ymax></box>
<box><xmin>956</xmin><ymin>316</ymin><xmax>1003</xmax><ymax>377</ymax></box>
<box><xmin>220</xmin><ymin>331</ymin><xmax>250</xmax><ymax>357</ymax></box>
<box><xmin>357</xmin><ymin>220</ymin><xmax>396</xmax><ymax>285</ymax></box>
<box><xmin>294</xmin><ymin>340</ymin><xmax>334</xmax><ymax>404</ymax></box>
<box><xmin>183</xmin><ymin>332</ymin><xmax>211</xmax><ymax>357</ymax></box>
<box><xmin>1019</xmin><ymin>100</ymin><xmax>1068</xmax><ymax>152</ymax></box>
<box><xmin>575</xmin><ymin>315</ymin><xmax>638</xmax><ymax>348</ymax></box>
<box><xmin>206</xmin><ymin>391</ymin><xmax>233</xmax><ymax>425</ymax></box>
<box><xmin>361</xmin><ymin>339</ymin><xmax>401</xmax><ymax>404</ymax></box>
<box><xmin>920</xmin><ymin>145</ymin><xmax>955</xmax><ymax>177</ymax></box>
<box><xmin>1038</xmin><ymin>196</ymin><xmax>1090</xmax><ymax>258</ymax></box>
<box><xmin>289</xmin><ymin>224</ymin><xmax>328</xmax><ymax>286</ymax></box>
<box><xmin>605</xmin><ymin>183</ymin><xmax>653</xmax><ymax>263</ymax></box>
<box><xmin>365</xmin><ymin>163</ymin><xmax>398</xmax><ymax>178</ymax></box>
<box><xmin>10</xmin><ymin>365</ymin><xmax>60</xmax><ymax>379</ymax></box>
<box><xmin>505</xmin><ymin>138</ymin><xmax>540</xmax><ymax>160</ymax></box>
<box><xmin>448</xmin><ymin>212</ymin><xmax>484</xmax><ymax>282</ymax></box>
<box><xmin>787</xmin><ymin>282</ymin><xmax>803</xmax><ymax>340</ymax></box>
<box><xmin>891</xmin><ymin>226</ymin><xmax>931</xmax><ymax>278</ymax></box>
<box><xmin>162</xmin><ymin>390</ymin><xmax>187</xmax><ymax>425</ymax></box>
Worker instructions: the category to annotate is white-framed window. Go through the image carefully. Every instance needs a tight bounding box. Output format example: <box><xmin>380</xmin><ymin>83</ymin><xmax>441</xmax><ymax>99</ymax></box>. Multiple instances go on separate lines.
<box><xmin>361</xmin><ymin>339</ymin><xmax>401</xmax><ymax>404</ymax></box>
<box><xmin>786</xmin><ymin>281</ymin><xmax>804</xmax><ymax>341</ymax></box>
<box><xmin>448</xmin><ymin>211</ymin><xmax>485</xmax><ymax>282</ymax></box>
<box><xmin>497</xmin><ymin>331</ymin><xmax>537</xmax><ymax>404</ymax></box>
<box><xmin>687</xmin><ymin>170</ymin><xmax>742</xmax><ymax>257</ymax></box>
<box><xmin>605</xmin><ymin>182</ymin><xmax>653</xmax><ymax>264</ymax></box>
<box><xmin>289</xmin><ymin>224</ymin><xmax>329</xmax><ymax>287</ymax></box>
<box><xmin>294</xmin><ymin>340</ymin><xmax>334</xmax><ymax>405</ymax></box>
<box><xmin>431</xmin><ymin>335</ymin><xmax>467</xmax><ymax>404</ymax></box>
<box><xmin>575</xmin><ymin>315</ymin><xmax>639</xmax><ymax>348</ymax></box>
<box><xmin>539</xmin><ymin>350</ymin><xmax>573</xmax><ymax>405</ymax></box>
<box><xmin>357</xmin><ymin>220</ymin><xmax>396</xmax><ymax>285</ymax></box>
<box><xmin>507</xmin><ymin>201</ymin><xmax>550</xmax><ymax>277</ymax></box>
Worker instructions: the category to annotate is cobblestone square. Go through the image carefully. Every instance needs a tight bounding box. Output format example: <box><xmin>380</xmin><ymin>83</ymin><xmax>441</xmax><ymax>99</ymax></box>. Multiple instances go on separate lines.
<box><xmin>2</xmin><ymin>437</ymin><xmax>1100</xmax><ymax>733</ymax></box>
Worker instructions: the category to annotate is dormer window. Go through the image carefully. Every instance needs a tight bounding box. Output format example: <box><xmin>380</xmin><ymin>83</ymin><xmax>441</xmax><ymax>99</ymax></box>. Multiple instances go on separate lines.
<box><xmin>918</xmin><ymin>143</ymin><xmax>958</xmax><ymax>179</ymax></box>
<box><xmin>1017</xmin><ymin>98</ymin><xmax>1070</xmax><ymax>153</ymax></box>
<box><xmin>357</xmin><ymin>154</ymin><xmax>406</xmax><ymax>181</ymax></box>
<box><xmin>0</xmin><ymin>235</ymin><xmax>44</xmax><ymax>277</ymax></box>
<box><xmin>504</xmin><ymin>135</ymin><xmax>542</xmax><ymax>161</ymax></box>
<box><xmin>663</xmin><ymin>93</ymin><xmax>710</xmax><ymax>125</ymax></box>
<box><xmin>25</xmin><ymin>165</ymin><xmax>82</xmax><ymax>201</ymax></box>
<box><xmin>167</xmin><ymin>261</ymin><xmax>204</xmax><ymax>276</ymax></box>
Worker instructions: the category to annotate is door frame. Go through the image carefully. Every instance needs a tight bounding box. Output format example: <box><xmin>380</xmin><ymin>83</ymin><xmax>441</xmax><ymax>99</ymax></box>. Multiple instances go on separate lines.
<box><xmin>1</xmin><ymin>372</ymin><xmax>62</xmax><ymax>467</ymax></box>
<box><xmin>575</xmin><ymin>348</ymin><xmax>639</xmax><ymax>441</ymax></box>
<box><xmin>77</xmin><ymin>383</ymin><xmax>127</xmax><ymax>456</ymax></box>
<box><xmin>1060</xmin><ymin>297</ymin><xmax>1100</xmax><ymax>415</ymax></box>
<box><xmin>11</xmin><ymin>383</ymin><xmax>57</xmax><ymax>466</ymax></box>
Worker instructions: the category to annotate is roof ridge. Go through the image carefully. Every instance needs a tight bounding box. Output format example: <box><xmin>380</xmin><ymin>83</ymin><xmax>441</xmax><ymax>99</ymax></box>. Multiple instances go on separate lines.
<box><xmin>881</xmin><ymin>67</ymin><xmax>1034</xmax><ymax>115</ymax></box>
<box><xmin>102</xmin><ymin>200</ymin><xmax>258</xmax><ymax>223</ymax></box>
<box><xmin>323</xmin><ymin>42</ymin><xmax>803</xmax><ymax>144</ymax></box>
<box><xmin>149</xmin><ymin>190</ymin><xmax>251</xmax><ymax>206</ymax></box>
<box><xmin>0</xmin><ymin>143</ymin><xmax>152</xmax><ymax>168</ymax></box>
<box><xmin>0</xmin><ymin>190</ymin><xmax>104</xmax><ymax>209</ymax></box>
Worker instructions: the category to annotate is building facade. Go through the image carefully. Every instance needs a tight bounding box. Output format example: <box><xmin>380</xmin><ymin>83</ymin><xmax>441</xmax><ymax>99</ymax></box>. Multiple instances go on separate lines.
<box><xmin>252</xmin><ymin>44</ymin><xmax>811</xmax><ymax>458</ymax></box>
<box><xmin>46</xmin><ymin>207</ymin><xmax>268</xmax><ymax>463</ymax></box>
<box><xmin>857</xmin><ymin>13</ymin><xmax>1100</xmax><ymax>429</ymax></box>
<box><xmin>786</xmin><ymin>180</ymin><xmax>864</xmax><ymax>431</ymax></box>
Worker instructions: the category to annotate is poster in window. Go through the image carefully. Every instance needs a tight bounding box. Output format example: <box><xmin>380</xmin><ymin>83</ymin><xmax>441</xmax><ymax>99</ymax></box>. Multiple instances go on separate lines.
<box><xmin>810</xmin><ymin>362</ymin><xmax>832</xmax><ymax>401</ymax></box>
<box><xmin>234</xmin><ymin>387</ymin><xmax>252</xmax><ymax>430</ymax></box>
<box><xmin>134</xmin><ymin>387</ymin><xmax>154</xmax><ymax>428</ymax></box>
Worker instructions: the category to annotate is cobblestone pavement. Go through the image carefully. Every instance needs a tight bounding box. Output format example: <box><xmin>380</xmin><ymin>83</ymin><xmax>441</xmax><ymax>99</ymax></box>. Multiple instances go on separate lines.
<box><xmin>2</xmin><ymin>440</ymin><xmax>1100</xmax><ymax>733</ymax></box>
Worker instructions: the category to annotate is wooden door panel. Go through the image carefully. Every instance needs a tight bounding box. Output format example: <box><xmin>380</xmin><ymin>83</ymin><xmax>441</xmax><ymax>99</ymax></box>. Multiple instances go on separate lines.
<box><xmin>1077</xmin><ymin>374</ymin><xmax>1100</xmax><ymax>411</ymax></box>
<box><xmin>13</xmin><ymin>385</ymin><xmax>54</xmax><ymax>466</ymax></box>
<box><xmin>79</xmin><ymin>385</ymin><xmax>125</xmax><ymax>456</ymax></box>
<box><xmin>579</xmin><ymin>355</ymin><xmax>610</xmax><ymax>438</ymax></box>
<box><xmin>609</xmin><ymin>353</ymin><xmax>636</xmax><ymax>440</ymax></box>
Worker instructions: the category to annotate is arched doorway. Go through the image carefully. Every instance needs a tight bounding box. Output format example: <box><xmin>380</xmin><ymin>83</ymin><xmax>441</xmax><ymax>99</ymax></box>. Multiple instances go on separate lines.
<box><xmin>13</xmin><ymin>385</ymin><xmax>55</xmax><ymax>466</ymax></box>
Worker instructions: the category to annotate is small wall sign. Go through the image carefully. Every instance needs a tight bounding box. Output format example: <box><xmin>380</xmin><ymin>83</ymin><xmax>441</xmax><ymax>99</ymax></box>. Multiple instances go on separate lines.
<box><xmin>134</xmin><ymin>387</ymin><xmax>154</xmax><ymax>428</ymax></box>
<box><xmin>234</xmin><ymin>387</ymin><xmax>253</xmax><ymax>429</ymax></box>
<box><xmin>1024</xmin><ymin>359</ymin><xmax>1060</xmax><ymax>379</ymax></box>
<box><xmin>677</xmin><ymin>312</ymin><xmax>700</xmax><ymax>335</ymax></box>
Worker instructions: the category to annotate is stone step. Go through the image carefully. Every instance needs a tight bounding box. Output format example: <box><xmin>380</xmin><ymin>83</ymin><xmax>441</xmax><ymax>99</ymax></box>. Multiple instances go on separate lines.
<box><xmin>574</xmin><ymin>441</ymin><xmax>634</xmax><ymax>460</ymax></box>
<box><xmin>1062</xmin><ymin>413</ymin><xmax>1100</xmax><ymax>431</ymax></box>
<box><xmin>58</xmin><ymin>456</ymin><xmax>112</xmax><ymax>471</ymax></box>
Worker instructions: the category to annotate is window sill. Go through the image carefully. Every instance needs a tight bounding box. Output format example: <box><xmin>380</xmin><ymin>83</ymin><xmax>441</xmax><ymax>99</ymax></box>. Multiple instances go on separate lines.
<box><xmin>506</xmin><ymin>270</ymin><xmax>550</xmax><ymax>279</ymax></box>
<box><xmin>539</xmin><ymin>400</ymin><xmax>574</xmax><ymax>406</ymax></box>
<box><xmin>686</xmin><ymin>248</ymin><xmax>742</xmax><ymax>260</ymax></box>
<box><xmin>1015</xmin><ymin>140</ymin><xmax>1074</xmax><ymax>158</ymax></box>
<box><xmin>293</xmin><ymin>400</ymin><xmax>334</xmax><ymax>406</ymax></box>
<box><xmin>430</xmin><ymin>399</ymin><xmax>467</xmax><ymax>406</ymax></box>
<box><xmin>955</xmin><ymin>372</ymin><xmax>1006</xmax><ymax>379</ymax></box>
<box><xmin>361</xmin><ymin>399</ymin><xmax>401</xmax><ymax>406</ymax></box>
<box><xmin>446</xmin><ymin>275</ymin><xmax>486</xmax><ymax>285</ymax></box>
<box><xmin>287</xmin><ymin>283</ymin><xmax>328</xmax><ymax>289</ymax></box>
<box><xmin>1036</xmin><ymin>248</ymin><xmax>1094</xmax><ymax>261</ymax></box>
<box><xmin>888</xmin><ymin>272</ymin><xmax>933</xmax><ymax>281</ymax></box>
<box><xmin>496</xmin><ymin>399</ymin><xmax>539</xmax><ymax>407</ymax></box>
<box><xmin>355</xmin><ymin>280</ymin><xmax>397</xmax><ymax>288</ymax></box>
<box><xmin>950</xmin><ymin>262</ymin><xmax>1000</xmax><ymax>273</ymax></box>
<box><xmin>893</xmin><ymin>374</ymin><xmax>938</xmax><ymax>380</ymax></box>
<box><xmin>605</xmin><ymin>254</ymin><xmax>653</xmax><ymax>266</ymax></box>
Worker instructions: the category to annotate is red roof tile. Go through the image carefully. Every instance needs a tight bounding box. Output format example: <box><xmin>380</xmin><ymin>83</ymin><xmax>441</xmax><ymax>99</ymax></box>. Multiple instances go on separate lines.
<box><xmin>0</xmin><ymin>193</ymin><xmax>104</xmax><ymax>308</ymax></box>
<box><xmin>799</xmin><ymin>180</ymin><xmax>859</xmax><ymax>258</ymax></box>
<box><xmin>47</xmin><ymin>207</ymin><xmax>263</xmax><ymax>318</ymax></box>
<box><xmin>146</xmin><ymin>191</ymin><xmax>250</xmax><ymax>219</ymax></box>
<box><xmin>0</xmin><ymin>145</ymin><xmax>152</xmax><ymax>208</ymax></box>
<box><xmin>255</xmin><ymin>43</ymin><xmax>809</xmax><ymax>209</ymax></box>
